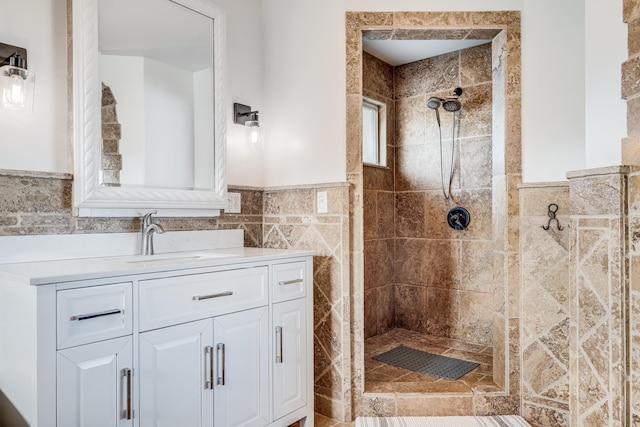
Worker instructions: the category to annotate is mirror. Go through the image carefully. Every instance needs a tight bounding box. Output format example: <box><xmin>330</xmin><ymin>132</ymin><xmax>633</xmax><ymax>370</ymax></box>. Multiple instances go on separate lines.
<box><xmin>70</xmin><ymin>0</ymin><xmax>227</xmax><ymax>216</ymax></box>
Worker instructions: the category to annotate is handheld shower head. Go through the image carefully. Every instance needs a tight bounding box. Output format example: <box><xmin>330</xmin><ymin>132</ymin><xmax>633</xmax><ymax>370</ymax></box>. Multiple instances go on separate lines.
<box><xmin>427</xmin><ymin>97</ymin><xmax>442</xmax><ymax>110</ymax></box>
<box><xmin>427</xmin><ymin>97</ymin><xmax>443</xmax><ymax>126</ymax></box>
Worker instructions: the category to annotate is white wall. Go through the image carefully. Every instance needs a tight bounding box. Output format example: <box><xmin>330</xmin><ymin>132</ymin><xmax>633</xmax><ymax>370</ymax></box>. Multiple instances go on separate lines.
<box><xmin>585</xmin><ymin>0</ymin><xmax>627</xmax><ymax>169</ymax></box>
<box><xmin>521</xmin><ymin>0</ymin><xmax>586</xmax><ymax>182</ymax></box>
<box><xmin>144</xmin><ymin>58</ymin><xmax>194</xmax><ymax>189</ymax></box>
<box><xmin>0</xmin><ymin>0</ymin><xmax>68</xmax><ymax>173</ymax></box>
<box><xmin>215</xmin><ymin>0</ymin><xmax>264</xmax><ymax>186</ymax></box>
<box><xmin>0</xmin><ymin>0</ymin><xmax>630</xmax><ymax>186</ymax></box>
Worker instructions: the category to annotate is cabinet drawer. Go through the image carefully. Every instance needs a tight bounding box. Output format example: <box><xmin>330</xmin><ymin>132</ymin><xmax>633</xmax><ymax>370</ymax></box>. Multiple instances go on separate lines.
<box><xmin>57</xmin><ymin>282</ymin><xmax>133</xmax><ymax>349</ymax></box>
<box><xmin>272</xmin><ymin>261</ymin><xmax>307</xmax><ymax>303</ymax></box>
<box><xmin>139</xmin><ymin>266</ymin><xmax>268</xmax><ymax>331</ymax></box>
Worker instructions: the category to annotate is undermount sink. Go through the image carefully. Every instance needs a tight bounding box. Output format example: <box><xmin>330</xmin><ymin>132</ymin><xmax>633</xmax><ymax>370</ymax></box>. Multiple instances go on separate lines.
<box><xmin>124</xmin><ymin>252</ymin><xmax>235</xmax><ymax>265</ymax></box>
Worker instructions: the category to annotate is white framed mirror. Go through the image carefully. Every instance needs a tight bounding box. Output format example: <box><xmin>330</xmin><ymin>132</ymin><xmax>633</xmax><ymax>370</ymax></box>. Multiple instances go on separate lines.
<box><xmin>70</xmin><ymin>0</ymin><xmax>227</xmax><ymax>217</ymax></box>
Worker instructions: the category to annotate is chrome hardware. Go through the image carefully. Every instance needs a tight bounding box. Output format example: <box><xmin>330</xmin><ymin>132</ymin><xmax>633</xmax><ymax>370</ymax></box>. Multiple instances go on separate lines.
<box><xmin>140</xmin><ymin>211</ymin><xmax>166</xmax><ymax>256</ymax></box>
<box><xmin>275</xmin><ymin>326</ymin><xmax>283</xmax><ymax>364</ymax></box>
<box><xmin>121</xmin><ymin>368</ymin><xmax>132</xmax><ymax>420</ymax></box>
<box><xmin>192</xmin><ymin>291</ymin><xmax>233</xmax><ymax>301</ymax></box>
<box><xmin>69</xmin><ymin>308</ymin><xmax>122</xmax><ymax>321</ymax></box>
<box><xmin>216</xmin><ymin>343</ymin><xmax>225</xmax><ymax>385</ymax></box>
<box><xmin>205</xmin><ymin>346</ymin><xmax>214</xmax><ymax>389</ymax></box>
<box><xmin>279</xmin><ymin>278</ymin><xmax>303</xmax><ymax>286</ymax></box>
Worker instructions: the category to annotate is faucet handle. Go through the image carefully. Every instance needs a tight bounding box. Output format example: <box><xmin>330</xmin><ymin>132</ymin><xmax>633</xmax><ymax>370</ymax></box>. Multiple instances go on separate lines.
<box><xmin>141</xmin><ymin>210</ymin><xmax>158</xmax><ymax>227</ymax></box>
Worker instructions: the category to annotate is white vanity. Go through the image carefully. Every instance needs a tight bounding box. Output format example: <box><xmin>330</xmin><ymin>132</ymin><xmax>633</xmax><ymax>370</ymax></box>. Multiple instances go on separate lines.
<box><xmin>0</xmin><ymin>233</ymin><xmax>314</xmax><ymax>427</ymax></box>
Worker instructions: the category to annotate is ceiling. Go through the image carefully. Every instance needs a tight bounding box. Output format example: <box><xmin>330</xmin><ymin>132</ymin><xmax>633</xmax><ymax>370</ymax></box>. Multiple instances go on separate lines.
<box><xmin>362</xmin><ymin>39</ymin><xmax>491</xmax><ymax>66</ymax></box>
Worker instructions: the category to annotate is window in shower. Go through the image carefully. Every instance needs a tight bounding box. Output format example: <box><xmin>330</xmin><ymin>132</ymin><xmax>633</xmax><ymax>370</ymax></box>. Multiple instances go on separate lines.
<box><xmin>362</xmin><ymin>98</ymin><xmax>386</xmax><ymax>166</ymax></box>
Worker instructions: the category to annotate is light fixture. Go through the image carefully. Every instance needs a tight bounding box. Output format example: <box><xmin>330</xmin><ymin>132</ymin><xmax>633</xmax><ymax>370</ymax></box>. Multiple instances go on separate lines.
<box><xmin>0</xmin><ymin>43</ymin><xmax>35</xmax><ymax>113</ymax></box>
<box><xmin>233</xmin><ymin>102</ymin><xmax>260</xmax><ymax>144</ymax></box>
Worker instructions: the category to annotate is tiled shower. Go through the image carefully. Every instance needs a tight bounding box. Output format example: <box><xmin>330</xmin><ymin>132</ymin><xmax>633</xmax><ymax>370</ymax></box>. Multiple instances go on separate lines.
<box><xmin>363</xmin><ymin>43</ymin><xmax>495</xmax><ymax>350</ymax></box>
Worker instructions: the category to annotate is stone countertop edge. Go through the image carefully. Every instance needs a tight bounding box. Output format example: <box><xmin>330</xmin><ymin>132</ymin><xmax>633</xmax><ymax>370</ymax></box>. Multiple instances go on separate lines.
<box><xmin>0</xmin><ymin>247</ymin><xmax>314</xmax><ymax>286</ymax></box>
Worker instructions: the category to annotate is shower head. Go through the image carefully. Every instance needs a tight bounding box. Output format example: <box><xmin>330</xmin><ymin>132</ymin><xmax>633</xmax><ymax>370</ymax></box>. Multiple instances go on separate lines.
<box><xmin>441</xmin><ymin>87</ymin><xmax>463</xmax><ymax>112</ymax></box>
<box><xmin>426</xmin><ymin>97</ymin><xmax>442</xmax><ymax>110</ymax></box>
<box><xmin>442</xmin><ymin>98</ymin><xmax>462</xmax><ymax>112</ymax></box>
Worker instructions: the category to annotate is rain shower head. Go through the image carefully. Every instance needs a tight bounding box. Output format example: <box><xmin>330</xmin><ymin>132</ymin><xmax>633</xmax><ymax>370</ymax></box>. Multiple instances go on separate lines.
<box><xmin>442</xmin><ymin>98</ymin><xmax>462</xmax><ymax>112</ymax></box>
<box><xmin>442</xmin><ymin>87</ymin><xmax>463</xmax><ymax>112</ymax></box>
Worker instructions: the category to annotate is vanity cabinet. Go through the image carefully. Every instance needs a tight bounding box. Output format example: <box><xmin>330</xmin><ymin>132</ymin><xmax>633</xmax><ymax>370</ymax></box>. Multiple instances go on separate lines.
<box><xmin>57</xmin><ymin>336</ymin><xmax>133</xmax><ymax>427</ymax></box>
<box><xmin>139</xmin><ymin>308</ymin><xmax>269</xmax><ymax>427</ymax></box>
<box><xmin>0</xmin><ymin>250</ymin><xmax>313</xmax><ymax>427</ymax></box>
<box><xmin>272</xmin><ymin>262</ymin><xmax>308</xmax><ymax>422</ymax></box>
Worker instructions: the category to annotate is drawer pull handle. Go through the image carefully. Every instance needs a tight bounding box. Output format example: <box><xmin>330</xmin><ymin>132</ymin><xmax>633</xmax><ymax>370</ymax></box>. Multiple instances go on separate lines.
<box><xmin>275</xmin><ymin>326</ymin><xmax>283</xmax><ymax>364</ymax></box>
<box><xmin>216</xmin><ymin>343</ymin><xmax>226</xmax><ymax>385</ymax></box>
<box><xmin>279</xmin><ymin>278</ymin><xmax>303</xmax><ymax>286</ymax></box>
<box><xmin>70</xmin><ymin>308</ymin><xmax>122</xmax><ymax>321</ymax></box>
<box><xmin>120</xmin><ymin>368</ymin><xmax>132</xmax><ymax>420</ymax></box>
<box><xmin>204</xmin><ymin>346</ymin><xmax>214</xmax><ymax>389</ymax></box>
<box><xmin>192</xmin><ymin>291</ymin><xmax>233</xmax><ymax>301</ymax></box>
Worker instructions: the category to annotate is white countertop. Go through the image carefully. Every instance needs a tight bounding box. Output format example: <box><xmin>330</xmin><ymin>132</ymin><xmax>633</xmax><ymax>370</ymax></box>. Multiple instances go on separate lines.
<box><xmin>0</xmin><ymin>247</ymin><xmax>314</xmax><ymax>286</ymax></box>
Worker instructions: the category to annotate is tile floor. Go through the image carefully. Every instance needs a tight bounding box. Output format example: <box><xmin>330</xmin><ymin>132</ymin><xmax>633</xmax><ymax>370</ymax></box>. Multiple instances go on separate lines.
<box><xmin>312</xmin><ymin>328</ymin><xmax>496</xmax><ymax>426</ymax></box>
<box><xmin>364</xmin><ymin>328</ymin><xmax>495</xmax><ymax>394</ymax></box>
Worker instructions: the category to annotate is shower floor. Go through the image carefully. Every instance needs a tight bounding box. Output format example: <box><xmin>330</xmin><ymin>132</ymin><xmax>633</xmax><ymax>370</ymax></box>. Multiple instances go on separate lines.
<box><xmin>364</xmin><ymin>328</ymin><xmax>495</xmax><ymax>394</ymax></box>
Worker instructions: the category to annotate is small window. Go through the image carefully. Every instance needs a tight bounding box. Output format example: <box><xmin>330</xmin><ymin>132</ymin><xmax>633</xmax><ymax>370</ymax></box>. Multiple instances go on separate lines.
<box><xmin>362</xmin><ymin>99</ymin><xmax>386</xmax><ymax>166</ymax></box>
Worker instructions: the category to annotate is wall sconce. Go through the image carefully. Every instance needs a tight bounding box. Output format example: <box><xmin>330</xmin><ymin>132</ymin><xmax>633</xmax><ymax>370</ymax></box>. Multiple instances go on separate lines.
<box><xmin>0</xmin><ymin>43</ymin><xmax>35</xmax><ymax>113</ymax></box>
<box><xmin>233</xmin><ymin>102</ymin><xmax>260</xmax><ymax>144</ymax></box>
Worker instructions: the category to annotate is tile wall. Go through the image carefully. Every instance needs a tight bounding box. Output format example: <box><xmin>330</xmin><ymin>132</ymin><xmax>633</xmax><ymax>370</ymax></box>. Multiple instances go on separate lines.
<box><xmin>363</xmin><ymin>42</ymin><xmax>495</xmax><ymax>346</ymax></box>
<box><xmin>0</xmin><ymin>170</ymin><xmax>263</xmax><ymax>248</ymax></box>
<box><xmin>346</xmin><ymin>11</ymin><xmax>522</xmax><ymax>420</ymax></box>
<box><xmin>393</xmin><ymin>43</ymin><xmax>494</xmax><ymax>346</ymax></box>
<box><xmin>519</xmin><ymin>183</ymin><xmax>571</xmax><ymax>426</ymax></box>
<box><xmin>262</xmin><ymin>184</ymin><xmax>351</xmax><ymax>421</ymax></box>
<box><xmin>363</xmin><ymin>51</ymin><xmax>395</xmax><ymax>340</ymax></box>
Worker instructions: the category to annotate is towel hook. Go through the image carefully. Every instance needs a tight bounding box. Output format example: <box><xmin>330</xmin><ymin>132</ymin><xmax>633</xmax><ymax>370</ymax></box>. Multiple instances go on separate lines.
<box><xmin>542</xmin><ymin>203</ymin><xmax>563</xmax><ymax>231</ymax></box>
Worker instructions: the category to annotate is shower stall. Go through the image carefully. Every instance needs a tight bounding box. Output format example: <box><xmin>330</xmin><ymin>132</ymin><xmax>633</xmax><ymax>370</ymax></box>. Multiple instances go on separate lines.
<box><xmin>362</xmin><ymin>41</ymin><xmax>496</xmax><ymax>393</ymax></box>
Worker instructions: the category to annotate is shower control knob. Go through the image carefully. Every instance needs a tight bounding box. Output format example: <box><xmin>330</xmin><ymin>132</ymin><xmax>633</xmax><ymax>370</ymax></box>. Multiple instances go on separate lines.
<box><xmin>447</xmin><ymin>206</ymin><xmax>470</xmax><ymax>230</ymax></box>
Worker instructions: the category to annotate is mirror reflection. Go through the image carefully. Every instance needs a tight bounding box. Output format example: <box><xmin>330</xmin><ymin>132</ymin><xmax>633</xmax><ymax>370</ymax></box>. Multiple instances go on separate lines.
<box><xmin>98</xmin><ymin>0</ymin><xmax>215</xmax><ymax>190</ymax></box>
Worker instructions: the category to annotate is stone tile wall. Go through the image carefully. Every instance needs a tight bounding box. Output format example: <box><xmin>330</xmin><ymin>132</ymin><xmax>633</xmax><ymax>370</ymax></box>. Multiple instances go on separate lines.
<box><xmin>346</xmin><ymin>11</ymin><xmax>522</xmax><ymax>420</ymax></box>
<box><xmin>363</xmin><ymin>51</ymin><xmax>395</xmax><ymax>340</ymax></box>
<box><xmin>568</xmin><ymin>167</ymin><xmax>629</xmax><ymax>427</ymax></box>
<box><xmin>519</xmin><ymin>183</ymin><xmax>570</xmax><ymax>427</ymax></box>
<box><xmin>623</xmin><ymin>1</ymin><xmax>640</xmax><ymax>424</ymax></box>
<box><xmin>393</xmin><ymin>43</ymin><xmax>494</xmax><ymax>347</ymax></box>
<box><xmin>0</xmin><ymin>169</ymin><xmax>263</xmax><ymax>247</ymax></box>
<box><xmin>629</xmin><ymin>170</ymin><xmax>640</xmax><ymax>426</ymax></box>
<box><xmin>261</xmin><ymin>184</ymin><xmax>351</xmax><ymax>422</ymax></box>
<box><xmin>623</xmin><ymin>0</ymin><xmax>640</xmax><ymax>164</ymax></box>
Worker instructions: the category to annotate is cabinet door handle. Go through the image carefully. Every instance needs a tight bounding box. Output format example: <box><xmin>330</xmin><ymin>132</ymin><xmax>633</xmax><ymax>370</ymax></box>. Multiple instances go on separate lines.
<box><xmin>279</xmin><ymin>278</ymin><xmax>303</xmax><ymax>286</ymax></box>
<box><xmin>204</xmin><ymin>346</ymin><xmax>214</xmax><ymax>389</ymax></box>
<box><xmin>120</xmin><ymin>368</ymin><xmax>132</xmax><ymax>420</ymax></box>
<box><xmin>275</xmin><ymin>326</ymin><xmax>283</xmax><ymax>364</ymax></box>
<box><xmin>192</xmin><ymin>291</ymin><xmax>233</xmax><ymax>301</ymax></box>
<box><xmin>216</xmin><ymin>343</ymin><xmax>225</xmax><ymax>385</ymax></box>
<box><xmin>70</xmin><ymin>308</ymin><xmax>122</xmax><ymax>321</ymax></box>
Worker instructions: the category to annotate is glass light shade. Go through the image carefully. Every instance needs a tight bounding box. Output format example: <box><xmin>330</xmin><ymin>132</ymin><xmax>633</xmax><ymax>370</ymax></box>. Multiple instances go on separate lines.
<box><xmin>245</xmin><ymin>120</ymin><xmax>260</xmax><ymax>144</ymax></box>
<box><xmin>0</xmin><ymin>65</ymin><xmax>35</xmax><ymax>113</ymax></box>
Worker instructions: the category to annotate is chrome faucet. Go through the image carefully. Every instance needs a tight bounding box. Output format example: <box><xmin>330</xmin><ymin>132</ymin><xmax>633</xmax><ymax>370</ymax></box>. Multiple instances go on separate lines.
<box><xmin>140</xmin><ymin>211</ymin><xmax>165</xmax><ymax>255</ymax></box>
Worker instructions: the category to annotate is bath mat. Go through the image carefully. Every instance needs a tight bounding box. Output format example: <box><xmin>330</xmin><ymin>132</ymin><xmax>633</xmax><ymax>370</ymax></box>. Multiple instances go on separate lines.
<box><xmin>372</xmin><ymin>345</ymin><xmax>479</xmax><ymax>380</ymax></box>
<box><xmin>356</xmin><ymin>416</ymin><xmax>531</xmax><ymax>427</ymax></box>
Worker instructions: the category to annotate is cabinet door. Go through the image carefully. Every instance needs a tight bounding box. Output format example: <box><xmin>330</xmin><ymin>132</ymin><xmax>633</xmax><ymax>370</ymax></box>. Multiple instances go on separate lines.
<box><xmin>272</xmin><ymin>298</ymin><xmax>307</xmax><ymax>421</ymax></box>
<box><xmin>139</xmin><ymin>319</ymin><xmax>214</xmax><ymax>427</ymax></box>
<box><xmin>213</xmin><ymin>307</ymin><xmax>269</xmax><ymax>427</ymax></box>
<box><xmin>57</xmin><ymin>336</ymin><xmax>133</xmax><ymax>427</ymax></box>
